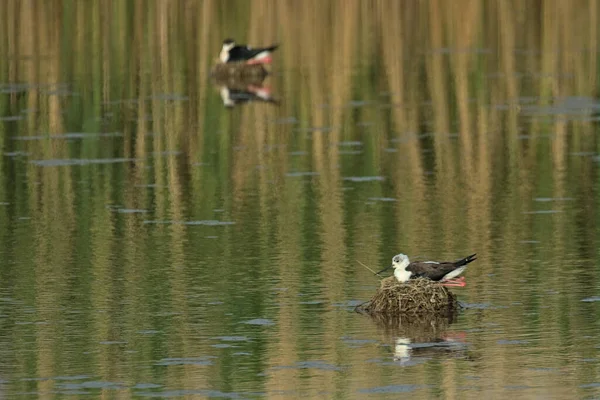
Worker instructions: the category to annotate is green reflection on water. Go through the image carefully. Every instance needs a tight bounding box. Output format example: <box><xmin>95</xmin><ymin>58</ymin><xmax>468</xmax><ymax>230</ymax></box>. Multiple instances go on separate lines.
<box><xmin>0</xmin><ymin>1</ymin><xmax>599</xmax><ymax>398</ymax></box>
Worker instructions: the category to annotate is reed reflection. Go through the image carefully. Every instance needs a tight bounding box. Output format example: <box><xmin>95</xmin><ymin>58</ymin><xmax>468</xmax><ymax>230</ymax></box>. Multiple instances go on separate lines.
<box><xmin>0</xmin><ymin>1</ymin><xmax>598</xmax><ymax>398</ymax></box>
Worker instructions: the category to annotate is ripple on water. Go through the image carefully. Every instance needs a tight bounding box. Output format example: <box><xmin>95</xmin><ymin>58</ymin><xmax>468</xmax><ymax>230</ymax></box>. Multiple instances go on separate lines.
<box><xmin>580</xmin><ymin>383</ymin><xmax>600</xmax><ymax>388</ymax></box>
<box><xmin>497</xmin><ymin>340</ymin><xmax>530</xmax><ymax>345</ymax></box>
<box><xmin>339</xmin><ymin>150</ymin><xmax>363</xmax><ymax>155</ymax></box>
<box><xmin>242</xmin><ymin>318</ymin><xmax>275</xmax><ymax>326</ymax></box>
<box><xmin>212</xmin><ymin>343</ymin><xmax>236</xmax><ymax>348</ymax></box>
<box><xmin>155</xmin><ymin>357</ymin><xmax>215</xmax><ymax>366</ymax></box>
<box><xmin>30</xmin><ymin>158</ymin><xmax>136</xmax><ymax>167</ymax></box>
<box><xmin>368</xmin><ymin>197</ymin><xmax>397</xmax><ymax>202</ymax></box>
<box><xmin>298</xmin><ymin>300</ymin><xmax>324</xmax><ymax>305</ymax></box>
<box><xmin>294</xmin><ymin>126</ymin><xmax>334</xmax><ymax>133</ymax></box>
<box><xmin>522</xmin><ymin>210</ymin><xmax>562</xmax><ymax>214</ymax></box>
<box><xmin>136</xmin><ymin>389</ymin><xmax>248</xmax><ymax>398</ymax></box>
<box><xmin>270</xmin><ymin>361</ymin><xmax>343</xmax><ymax>371</ymax></box>
<box><xmin>534</xmin><ymin>197</ymin><xmax>574</xmax><ymax>202</ymax></box>
<box><xmin>99</xmin><ymin>340</ymin><xmax>127</xmax><ymax>345</ymax></box>
<box><xmin>143</xmin><ymin>220</ymin><xmax>235</xmax><ymax>226</ymax></box>
<box><xmin>341</xmin><ymin>337</ymin><xmax>378</xmax><ymax>348</ymax></box>
<box><xmin>581</xmin><ymin>296</ymin><xmax>600</xmax><ymax>302</ymax></box>
<box><xmin>132</xmin><ymin>383</ymin><xmax>162</xmax><ymax>389</ymax></box>
<box><xmin>460</xmin><ymin>302</ymin><xmax>494</xmax><ymax>309</ymax></box>
<box><xmin>137</xmin><ymin>330</ymin><xmax>161</xmax><ymax>335</ymax></box>
<box><xmin>20</xmin><ymin>375</ymin><xmax>90</xmax><ymax>382</ymax></box>
<box><xmin>56</xmin><ymin>381</ymin><xmax>126</xmax><ymax>390</ymax></box>
<box><xmin>343</xmin><ymin>176</ymin><xmax>385</xmax><ymax>182</ymax></box>
<box><xmin>211</xmin><ymin>336</ymin><xmax>251</xmax><ymax>342</ymax></box>
<box><xmin>333</xmin><ymin>300</ymin><xmax>365</xmax><ymax>308</ymax></box>
<box><xmin>358</xmin><ymin>384</ymin><xmax>430</xmax><ymax>394</ymax></box>
<box><xmin>286</xmin><ymin>171</ymin><xmax>319</xmax><ymax>177</ymax></box>
<box><xmin>336</xmin><ymin>141</ymin><xmax>363</xmax><ymax>146</ymax></box>
<box><xmin>274</xmin><ymin>117</ymin><xmax>298</xmax><ymax>124</ymax></box>
<box><xmin>14</xmin><ymin>132</ymin><xmax>122</xmax><ymax>141</ymax></box>
<box><xmin>4</xmin><ymin>151</ymin><xmax>29</xmax><ymax>157</ymax></box>
<box><xmin>116</xmin><ymin>209</ymin><xmax>149</xmax><ymax>214</ymax></box>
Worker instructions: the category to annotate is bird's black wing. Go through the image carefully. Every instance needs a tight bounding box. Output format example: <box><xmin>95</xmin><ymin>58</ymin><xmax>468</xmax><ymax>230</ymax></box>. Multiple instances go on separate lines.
<box><xmin>227</xmin><ymin>45</ymin><xmax>278</xmax><ymax>62</ymax></box>
<box><xmin>407</xmin><ymin>261</ymin><xmax>458</xmax><ymax>281</ymax></box>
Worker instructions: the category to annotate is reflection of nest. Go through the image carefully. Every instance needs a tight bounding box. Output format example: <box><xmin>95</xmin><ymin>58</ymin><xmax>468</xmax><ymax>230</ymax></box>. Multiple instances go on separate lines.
<box><xmin>211</xmin><ymin>62</ymin><xmax>269</xmax><ymax>79</ymax></box>
<box><xmin>211</xmin><ymin>73</ymin><xmax>278</xmax><ymax>107</ymax></box>
<box><xmin>365</xmin><ymin>309</ymin><xmax>457</xmax><ymax>339</ymax></box>
<box><xmin>356</xmin><ymin>277</ymin><xmax>458</xmax><ymax>316</ymax></box>
<box><xmin>211</xmin><ymin>76</ymin><xmax>267</xmax><ymax>91</ymax></box>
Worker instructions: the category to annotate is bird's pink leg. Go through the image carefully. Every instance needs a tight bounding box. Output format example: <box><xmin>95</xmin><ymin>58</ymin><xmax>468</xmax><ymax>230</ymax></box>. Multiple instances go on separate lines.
<box><xmin>247</xmin><ymin>56</ymin><xmax>272</xmax><ymax>65</ymax></box>
<box><xmin>441</xmin><ymin>281</ymin><xmax>466</xmax><ymax>287</ymax></box>
<box><xmin>440</xmin><ymin>276</ymin><xmax>466</xmax><ymax>287</ymax></box>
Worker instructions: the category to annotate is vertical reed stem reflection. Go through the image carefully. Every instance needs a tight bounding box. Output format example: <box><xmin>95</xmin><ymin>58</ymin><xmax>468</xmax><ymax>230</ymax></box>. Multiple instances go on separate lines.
<box><xmin>0</xmin><ymin>0</ymin><xmax>597</xmax><ymax>396</ymax></box>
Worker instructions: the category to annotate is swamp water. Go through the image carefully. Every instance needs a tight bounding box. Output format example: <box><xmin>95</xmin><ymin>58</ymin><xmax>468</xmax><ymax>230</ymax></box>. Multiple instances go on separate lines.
<box><xmin>0</xmin><ymin>1</ymin><xmax>599</xmax><ymax>398</ymax></box>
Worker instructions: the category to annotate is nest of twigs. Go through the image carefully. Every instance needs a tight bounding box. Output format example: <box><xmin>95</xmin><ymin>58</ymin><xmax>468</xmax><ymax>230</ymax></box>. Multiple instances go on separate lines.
<box><xmin>211</xmin><ymin>62</ymin><xmax>269</xmax><ymax>79</ymax></box>
<box><xmin>356</xmin><ymin>277</ymin><xmax>458</xmax><ymax>316</ymax></box>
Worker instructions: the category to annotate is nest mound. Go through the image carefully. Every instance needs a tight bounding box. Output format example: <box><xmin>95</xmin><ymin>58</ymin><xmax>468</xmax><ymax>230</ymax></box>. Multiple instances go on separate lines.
<box><xmin>356</xmin><ymin>277</ymin><xmax>458</xmax><ymax>316</ymax></box>
<box><xmin>211</xmin><ymin>62</ymin><xmax>269</xmax><ymax>79</ymax></box>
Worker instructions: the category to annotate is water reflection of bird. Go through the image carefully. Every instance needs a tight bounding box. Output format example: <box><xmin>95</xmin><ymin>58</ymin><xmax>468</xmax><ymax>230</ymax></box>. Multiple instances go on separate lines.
<box><xmin>392</xmin><ymin>335</ymin><xmax>468</xmax><ymax>365</ymax></box>
<box><xmin>219</xmin><ymin>85</ymin><xmax>278</xmax><ymax>108</ymax></box>
<box><xmin>377</xmin><ymin>253</ymin><xmax>477</xmax><ymax>287</ymax></box>
<box><xmin>219</xmin><ymin>38</ymin><xmax>279</xmax><ymax>64</ymax></box>
<box><xmin>393</xmin><ymin>337</ymin><xmax>412</xmax><ymax>364</ymax></box>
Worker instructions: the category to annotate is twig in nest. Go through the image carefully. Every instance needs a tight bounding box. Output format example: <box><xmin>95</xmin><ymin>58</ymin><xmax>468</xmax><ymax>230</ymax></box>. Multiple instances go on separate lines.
<box><xmin>357</xmin><ymin>260</ymin><xmax>383</xmax><ymax>278</ymax></box>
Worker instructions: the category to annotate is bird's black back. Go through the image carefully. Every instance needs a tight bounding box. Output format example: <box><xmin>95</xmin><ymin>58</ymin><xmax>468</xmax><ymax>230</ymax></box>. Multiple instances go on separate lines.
<box><xmin>227</xmin><ymin>44</ymin><xmax>278</xmax><ymax>62</ymax></box>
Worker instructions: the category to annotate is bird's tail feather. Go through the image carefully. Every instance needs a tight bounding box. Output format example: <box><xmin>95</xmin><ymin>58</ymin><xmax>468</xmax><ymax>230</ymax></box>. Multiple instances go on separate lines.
<box><xmin>264</xmin><ymin>44</ymin><xmax>279</xmax><ymax>52</ymax></box>
<box><xmin>455</xmin><ymin>253</ymin><xmax>477</xmax><ymax>267</ymax></box>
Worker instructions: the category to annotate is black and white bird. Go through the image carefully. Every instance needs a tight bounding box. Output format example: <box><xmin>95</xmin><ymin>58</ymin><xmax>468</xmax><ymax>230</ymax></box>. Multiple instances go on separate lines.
<box><xmin>219</xmin><ymin>38</ymin><xmax>279</xmax><ymax>64</ymax></box>
<box><xmin>377</xmin><ymin>253</ymin><xmax>477</xmax><ymax>287</ymax></box>
<box><xmin>392</xmin><ymin>335</ymin><xmax>467</xmax><ymax>364</ymax></box>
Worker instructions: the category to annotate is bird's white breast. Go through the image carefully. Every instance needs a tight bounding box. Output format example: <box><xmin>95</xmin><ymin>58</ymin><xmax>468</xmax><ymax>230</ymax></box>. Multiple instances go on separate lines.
<box><xmin>393</xmin><ymin>268</ymin><xmax>412</xmax><ymax>282</ymax></box>
<box><xmin>219</xmin><ymin>48</ymin><xmax>229</xmax><ymax>63</ymax></box>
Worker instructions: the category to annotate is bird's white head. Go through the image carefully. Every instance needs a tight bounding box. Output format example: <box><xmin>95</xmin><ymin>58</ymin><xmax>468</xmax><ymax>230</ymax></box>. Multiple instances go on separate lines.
<box><xmin>222</xmin><ymin>38</ymin><xmax>236</xmax><ymax>51</ymax></box>
<box><xmin>376</xmin><ymin>253</ymin><xmax>412</xmax><ymax>282</ymax></box>
<box><xmin>391</xmin><ymin>253</ymin><xmax>410</xmax><ymax>270</ymax></box>
<box><xmin>220</xmin><ymin>39</ymin><xmax>236</xmax><ymax>63</ymax></box>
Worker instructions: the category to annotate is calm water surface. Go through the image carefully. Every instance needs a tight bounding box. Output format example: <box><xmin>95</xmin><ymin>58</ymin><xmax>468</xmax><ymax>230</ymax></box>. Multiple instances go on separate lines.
<box><xmin>1</xmin><ymin>1</ymin><xmax>600</xmax><ymax>399</ymax></box>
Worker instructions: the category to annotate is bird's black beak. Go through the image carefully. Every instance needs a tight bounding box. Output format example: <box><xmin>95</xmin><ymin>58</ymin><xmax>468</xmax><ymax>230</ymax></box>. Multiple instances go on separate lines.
<box><xmin>376</xmin><ymin>265</ymin><xmax>393</xmax><ymax>275</ymax></box>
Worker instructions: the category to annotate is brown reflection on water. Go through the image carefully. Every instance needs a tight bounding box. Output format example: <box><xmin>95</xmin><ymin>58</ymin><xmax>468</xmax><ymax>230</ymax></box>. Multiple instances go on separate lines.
<box><xmin>0</xmin><ymin>0</ymin><xmax>600</xmax><ymax>398</ymax></box>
